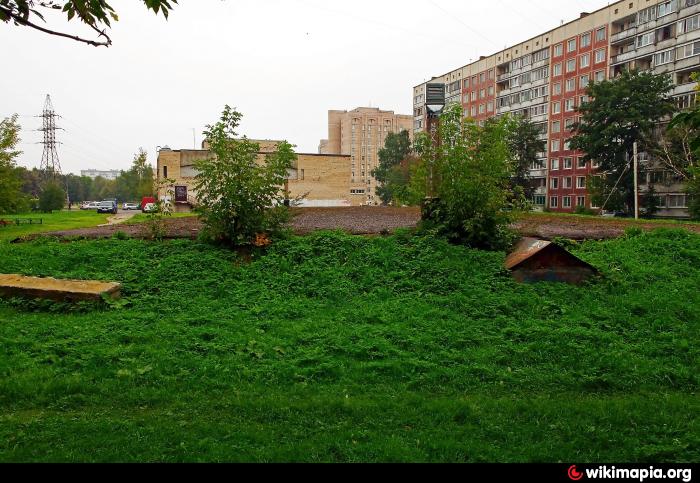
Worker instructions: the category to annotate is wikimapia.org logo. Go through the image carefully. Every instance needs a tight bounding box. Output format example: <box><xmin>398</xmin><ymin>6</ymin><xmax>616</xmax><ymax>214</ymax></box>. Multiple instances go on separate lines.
<box><xmin>567</xmin><ymin>465</ymin><xmax>693</xmax><ymax>482</ymax></box>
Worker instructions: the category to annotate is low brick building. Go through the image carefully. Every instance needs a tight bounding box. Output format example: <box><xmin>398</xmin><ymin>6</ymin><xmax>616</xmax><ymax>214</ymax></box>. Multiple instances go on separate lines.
<box><xmin>156</xmin><ymin>140</ymin><xmax>357</xmax><ymax>210</ymax></box>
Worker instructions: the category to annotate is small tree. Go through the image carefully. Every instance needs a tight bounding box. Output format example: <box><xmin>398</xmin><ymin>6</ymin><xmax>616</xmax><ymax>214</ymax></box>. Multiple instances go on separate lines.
<box><xmin>504</xmin><ymin>115</ymin><xmax>546</xmax><ymax>202</ymax></box>
<box><xmin>641</xmin><ymin>184</ymin><xmax>660</xmax><ymax>218</ymax></box>
<box><xmin>372</xmin><ymin>130</ymin><xmax>413</xmax><ymax>205</ymax></box>
<box><xmin>38</xmin><ymin>181</ymin><xmax>65</xmax><ymax>213</ymax></box>
<box><xmin>412</xmin><ymin>103</ymin><xmax>519</xmax><ymax>249</ymax></box>
<box><xmin>194</xmin><ymin>106</ymin><xmax>296</xmax><ymax>245</ymax></box>
<box><xmin>0</xmin><ymin>114</ymin><xmax>26</xmax><ymax>214</ymax></box>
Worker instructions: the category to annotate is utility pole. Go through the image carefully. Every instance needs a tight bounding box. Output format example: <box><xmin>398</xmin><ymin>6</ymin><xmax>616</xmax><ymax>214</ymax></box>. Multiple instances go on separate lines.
<box><xmin>38</xmin><ymin>94</ymin><xmax>69</xmax><ymax>208</ymax></box>
<box><xmin>633</xmin><ymin>142</ymin><xmax>639</xmax><ymax>220</ymax></box>
<box><xmin>38</xmin><ymin>94</ymin><xmax>63</xmax><ymax>180</ymax></box>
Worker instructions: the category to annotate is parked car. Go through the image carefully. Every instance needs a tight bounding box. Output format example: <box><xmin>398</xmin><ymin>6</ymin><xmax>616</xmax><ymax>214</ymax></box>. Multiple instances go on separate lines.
<box><xmin>122</xmin><ymin>202</ymin><xmax>140</xmax><ymax>210</ymax></box>
<box><xmin>81</xmin><ymin>201</ymin><xmax>99</xmax><ymax>210</ymax></box>
<box><xmin>142</xmin><ymin>203</ymin><xmax>157</xmax><ymax>213</ymax></box>
<box><xmin>97</xmin><ymin>201</ymin><xmax>118</xmax><ymax>214</ymax></box>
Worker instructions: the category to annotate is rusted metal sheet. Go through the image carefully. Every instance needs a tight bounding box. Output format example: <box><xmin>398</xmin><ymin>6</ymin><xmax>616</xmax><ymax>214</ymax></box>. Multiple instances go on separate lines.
<box><xmin>505</xmin><ymin>237</ymin><xmax>598</xmax><ymax>285</ymax></box>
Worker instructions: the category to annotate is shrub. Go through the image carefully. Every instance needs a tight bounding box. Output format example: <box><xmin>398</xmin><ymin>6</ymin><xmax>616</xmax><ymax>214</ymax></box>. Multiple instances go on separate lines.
<box><xmin>38</xmin><ymin>181</ymin><xmax>65</xmax><ymax>213</ymax></box>
<box><xmin>194</xmin><ymin>106</ymin><xmax>297</xmax><ymax>245</ymax></box>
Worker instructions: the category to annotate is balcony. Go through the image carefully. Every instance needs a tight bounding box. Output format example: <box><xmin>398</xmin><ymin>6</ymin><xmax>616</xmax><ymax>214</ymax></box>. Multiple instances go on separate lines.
<box><xmin>611</xmin><ymin>50</ymin><xmax>638</xmax><ymax>64</ymax></box>
<box><xmin>611</xmin><ymin>26</ymin><xmax>637</xmax><ymax>44</ymax></box>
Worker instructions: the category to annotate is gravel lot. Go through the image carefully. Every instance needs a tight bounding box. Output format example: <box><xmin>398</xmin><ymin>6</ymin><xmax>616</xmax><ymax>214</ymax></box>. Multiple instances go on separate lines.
<box><xmin>12</xmin><ymin>207</ymin><xmax>700</xmax><ymax>242</ymax></box>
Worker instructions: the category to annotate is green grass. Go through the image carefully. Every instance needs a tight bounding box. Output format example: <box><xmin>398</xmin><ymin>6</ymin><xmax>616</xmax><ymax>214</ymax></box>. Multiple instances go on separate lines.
<box><xmin>123</xmin><ymin>212</ymin><xmax>197</xmax><ymax>224</ymax></box>
<box><xmin>524</xmin><ymin>210</ymin><xmax>700</xmax><ymax>225</ymax></box>
<box><xmin>0</xmin><ymin>229</ymin><xmax>697</xmax><ymax>462</ymax></box>
<box><xmin>0</xmin><ymin>210</ymin><xmax>109</xmax><ymax>242</ymax></box>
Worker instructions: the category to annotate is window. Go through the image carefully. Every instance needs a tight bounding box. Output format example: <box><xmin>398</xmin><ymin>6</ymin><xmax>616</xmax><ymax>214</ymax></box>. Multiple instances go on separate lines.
<box><xmin>479</xmin><ymin>104</ymin><xmax>485</xmax><ymax>114</ymax></box>
<box><xmin>595</xmin><ymin>70</ymin><xmax>605</xmax><ymax>82</ymax></box>
<box><xmin>563</xmin><ymin>196</ymin><xmax>572</xmax><ymax>208</ymax></box>
<box><xmin>580</xmin><ymin>54</ymin><xmax>590</xmax><ymax>68</ymax></box>
<box><xmin>551</xmin><ymin>158</ymin><xmax>560</xmax><ymax>170</ymax></box>
<box><xmin>577</xmin><ymin>158</ymin><xmax>587</xmax><ymax>169</ymax></box>
<box><xmin>658</xmin><ymin>0</ymin><xmax>677</xmax><ymax>17</ymax></box>
<box><xmin>563</xmin><ymin>177</ymin><xmax>573</xmax><ymax>189</ymax></box>
<box><xmin>489</xmin><ymin>69</ymin><xmax>495</xmax><ymax>79</ymax></box>
<box><xmin>552</xmin><ymin>120</ymin><xmax>561</xmax><ymax>133</ymax></box>
<box><xmin>550</xmin><ymin>196</ymin><xmax>559</xmax><ymax>208</ymax></box>
<box><xmin>596</xmin><ymin>27</ymin><xmax>606</xmax><ymax>42</ymax></box>
<box><xmin>564</xmin><ymin>139</ymin><xmax>572</xmax><ymax>151</ymax></box>
<box><xmin>637</xmin><ymin>32</ymin><xmax>655</xmax><ymax>48</ymax></box>
<box><xmin>163</xmin><ymin>165</ymin><xmax>168</xmax><ymax>178</ymax></box>
<box><xmin>554</xmin><ymin>43</ymin><xmax>563</xmax><ymax>57</ymax></box>
<box><xmin>580</xmin><ymin>75</ymin><xmax>590</xmax><ymax>89</ymax></box>
<box><xmin>533</xmin><ymin>48</ymin><xmax>549</xmax><ymax>62</ymax></box>
<box><xmin>669</xmin><ymin>194</ymin><xmax>687</xmax><ymax>207</ymax></box>
<box><xmin>553</xmin><ymin>82</ymin><xmax>562</xmax><ymax>95</ymax></box>
<box><xmin>553</xmin><ymin>63</ymin><xmax>563</xmax><ymax>76</ymax></box>
<box><xmin>471</xmin><ymin>106</ymin><xmax>476</xmax><ymax>116</ymax></box>
<box><xmin>487</xmin><ymin>101</ymin><xmax>494</xmax><ymax>112</ymax></box>
<box><xmin>565</xmin><ymin>118</ymin><xmax>574</xmax><ymax>130</ymax></box>
<box><xmin>551</xmin><ymin>177</ymin><xmax>559</xmax><ymax>189</ymax></box>
<box><xmin>678</xmin><ymin>14</ymin><xmax>700</xmax><ymax>34</ymax></box>
<box><xmin>563</xmin><ymin>158</ymin><xmax>573</xmax><ymax>169</ymax></box>
<box><xmin>534</xmin><ymin>195</ymin><xmax>546</xmax><ymax>206</ymax></box>
<box><xmin>480</xmin><ymin>72</ymin><xmax>486</xmax><ymax>83</ymax></box>
<box><xmin>567</xmin><ymin>59</ymin><xmax>576</xmax><ymax>72</ymax></box>
<box><xmin>568</xmin><ymin>39</ymin><xmax>577</xmax><ymax>52</ymax></box>
<box><xmin>577</xmin><ymin>196</ymin><xmax>586</xmax><ymax>207</ymax></box>
<box><xmin>654</xmin><ymin>49</ymin><xmax>674</xmax><ymax>65</ymax></box>
<box><xmin>581</xmin><ymin>32</ymin><xmax>591</xmax><ymax>48</ymax></box>
<box><xmin>552</xmin><ymin>102</ymin><xmax>561</xmax><ymax>114</ymax></box>
<box><xmin>577</xmin><ymin>176</ymin><xmax>586</xmax><ymax>188</ymax></box>
<box><xmin>638</xmin><ymin>5</ymin><xmax>657</xmax><ymax>24</ymax></box>
<box><xmin>479</xmin><ymin>89</ymin><xmax>486</xmax><ymax>99</ymax></box>
<box><xmin>676</xmin><ymin>41</ymin><xmax>700</xmax><ymax>60</ymax></box>
<box><xmin>551</xmin><ymin>139</ymin><xmax>561</xmax><ymax>152</ymax></box>
<box><xmin>565</xmin><ymin>98</ymin><xmax>575</xmax><ymax>112</ymax></box>
<box><xmin>595</xmin><ymin>49</ymin><xmax>606</xmax><ymax>64</ymax></box>
<box><xmin>566</xmin><ymin>78</ymin><xmax>576</xmax><ymax>92</ymax></box>
<box><xmin>463</xmin><ymin>78</ymin><xmax>470</xmax><ymax>89</ymax></box>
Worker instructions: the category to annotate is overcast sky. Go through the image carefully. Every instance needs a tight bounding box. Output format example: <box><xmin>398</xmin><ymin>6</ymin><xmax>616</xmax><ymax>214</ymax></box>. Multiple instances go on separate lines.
<box><xmin>3</xmin><ymin>0</ymin><xmax>609</xmax><ymax>175</ymax></box>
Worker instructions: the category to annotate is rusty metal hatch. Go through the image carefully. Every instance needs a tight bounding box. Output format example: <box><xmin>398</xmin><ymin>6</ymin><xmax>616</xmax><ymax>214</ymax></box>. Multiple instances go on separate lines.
<box><xmin>505</xmin><ymin>238</ymin><xmax>599</xmax><ymax>285</ymax></box>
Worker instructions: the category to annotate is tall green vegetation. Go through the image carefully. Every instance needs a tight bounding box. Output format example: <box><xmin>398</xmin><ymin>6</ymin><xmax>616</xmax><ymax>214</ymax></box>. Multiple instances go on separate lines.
<box><xmin>505</xmin><ymin>116</ymin><xmax>546</xmax><ymax>202</ymax></box>
<box><xmin>38</xmin><ymin>181</ymin><xmax>65</xmax><ymax>213</ymax></box>
<box><xmin>194</xmin><ymin>106</ymin><xmax>297</xmax><ymax>245</ymax></box>
<box><xmin>372</xmin><ymin>130</ymin><xmax>417</xmax><ymax>206</ymax></box>
<box><xmin>0</xmin><ymin>114</ymin><xmax>27</xmax><ymax>214</ymax></box>
<box><xmin>411</xmin><ymin>104</ymin><xmax>521</xmax><ymax>249</ymax></box>
<box><xmin>571</xmin><ymin>70</ymin><xmax>676</xmax><ymax>212</ymax></box>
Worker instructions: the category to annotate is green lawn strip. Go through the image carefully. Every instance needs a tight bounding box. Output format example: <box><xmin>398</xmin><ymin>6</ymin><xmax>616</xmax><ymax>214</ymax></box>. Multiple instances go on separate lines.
<box><xmin>0</xmin><ymin>211</ymin><xmax>109</xmax><ymax>242</ymax></box>
<box><xmin>522</xmin><ymin>211</ymin><xmax>700</xmax><ymax>226</ymax></box>
<box><xmin>0</xmin><ymin>392</ymin><xmax>696</xmax><ymax>462</ymax></box>
<box><xmin>0</xmin><ymin>229</ymin><xmax>697</xmax><ymax>461</ymax></box>
<box><xmin>121</xmin><ymin>212</ymin><xmax>197</xmax><ymax>225</ymax></box>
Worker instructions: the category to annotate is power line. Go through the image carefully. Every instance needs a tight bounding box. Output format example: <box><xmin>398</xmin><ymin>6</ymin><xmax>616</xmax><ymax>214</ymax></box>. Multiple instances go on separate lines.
<box><xmin>37</xmin><ymin>94</ymin><xmax>63</xmax><ymax>180</ymax></box>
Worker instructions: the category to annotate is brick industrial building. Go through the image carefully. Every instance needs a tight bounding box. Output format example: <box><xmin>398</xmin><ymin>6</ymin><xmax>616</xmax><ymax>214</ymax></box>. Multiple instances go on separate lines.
<box><xmin>156</xmin><ymin>140</ymin><xmax>356</xmax><ymax>210</ymax></box>
<box><xmin>319</xmin><ymin>108</ymin><xmax>413</xmax><ymax>205</ymax></box>
<box><xmin>413</xmin><ymin>0</ymin><xmax>699</xmax><ymax>218</ymax></box>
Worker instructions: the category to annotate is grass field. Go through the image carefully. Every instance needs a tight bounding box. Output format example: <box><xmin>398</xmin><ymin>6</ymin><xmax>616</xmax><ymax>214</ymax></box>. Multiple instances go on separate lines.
<box><xmin>0</xmin><ymin>211</ymin><xmax>109</xmax><ymax>242</ymax></box>
<box><xmin>123</xmin><ymin>212</ymin><xmax>197</xmax><ymax>224</ymax></box>
<box><xmin>0</xmin><ymin>229</ymin><xmax>697</xmax><ymax>462</ymax></box>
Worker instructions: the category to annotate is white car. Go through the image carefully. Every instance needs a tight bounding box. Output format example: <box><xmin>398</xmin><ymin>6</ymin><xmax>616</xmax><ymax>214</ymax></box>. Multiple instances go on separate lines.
<box><xmin>122</xmin><ymin>203</ymin><xmax>140</xmax><ymax>210</ymax></box>
<box><xmin>142</xmin><ymin>203</ymin><xmax>157</xmax><ymax>213</ymax></box>
<box><xmin>81</xmin><ymin>201</ymin><xmax>99</xmax><ymax>210</ymax></box>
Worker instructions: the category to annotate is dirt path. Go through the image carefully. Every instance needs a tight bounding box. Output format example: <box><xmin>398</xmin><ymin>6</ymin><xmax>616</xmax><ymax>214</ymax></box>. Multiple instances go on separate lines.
<box><xmin>10</xmin><ymin>208</ymin><xmax>700</xmax><ymax>243</ymax></box>
<box><xmin>99</xmin><ymin>211</ymin><xmax>138</xmax><ymax>227</ymax></box>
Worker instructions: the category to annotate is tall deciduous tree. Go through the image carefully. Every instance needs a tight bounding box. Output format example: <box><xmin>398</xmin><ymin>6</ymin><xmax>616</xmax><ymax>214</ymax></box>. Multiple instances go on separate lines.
<box><xmin>194</xmin><ymin>106</ymin><xmax>297</xmax><ymax>245</ymax></box>
<box><xmin>570</xmin><ymin>70</ymin><xmax>676</xmax><ymax>213</ymax></box>
<box><xmin>0</xmin><ymin>0</ymin><xmax>178</xmax><ymax>47</ymax></box>
<box><xmin>372</xmin><ymin>130</ymin><xmax>414</xmax><ymax>205</ymax></box>
<box><xmin>0</xmin><ymin>114</ymin><xmax>27</xmax><ymax>214</ymax></box>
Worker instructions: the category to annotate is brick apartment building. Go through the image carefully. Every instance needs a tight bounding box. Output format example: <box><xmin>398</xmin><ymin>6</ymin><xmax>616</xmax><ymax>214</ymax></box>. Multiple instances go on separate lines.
<box><xmin>319</xmin><ymin>108</ymin><xmax>413</xmax><ymax>205</ymax></box>
<box><xmin>413</xmin><ymin>0</ymin><xmax>700</xmax><ymax>218</ymax></box>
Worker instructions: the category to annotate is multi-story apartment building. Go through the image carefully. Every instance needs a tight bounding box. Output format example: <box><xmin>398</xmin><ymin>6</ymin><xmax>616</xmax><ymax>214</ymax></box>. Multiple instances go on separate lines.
<box><xmin>80</xmin><ymin>169</ymin><xmax>121</xmax><ymax>180</ymax></box>
<box><xmin>319</xmin><ymin>107</ymin><xmax>413</xmax><ymax>205</ymax></box>
<box><xmin>413</xmin><ymin>0</ymin><xmax>700</xmax><ymax>217</ymax></box>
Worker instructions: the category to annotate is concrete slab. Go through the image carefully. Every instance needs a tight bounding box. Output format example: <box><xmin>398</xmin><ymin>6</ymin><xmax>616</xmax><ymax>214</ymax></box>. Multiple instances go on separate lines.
<box><xmin>0</xmin><ymin>274</ymin><xmax>121</xmax><ymax>302</ymax></box>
